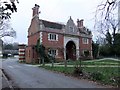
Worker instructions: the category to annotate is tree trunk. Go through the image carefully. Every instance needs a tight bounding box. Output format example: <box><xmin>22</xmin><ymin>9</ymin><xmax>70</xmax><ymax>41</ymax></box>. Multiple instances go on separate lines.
<box><xmin>42</xmin><ymin>58</ymin><xmax>45</xmax><ymax>66</ymax></box>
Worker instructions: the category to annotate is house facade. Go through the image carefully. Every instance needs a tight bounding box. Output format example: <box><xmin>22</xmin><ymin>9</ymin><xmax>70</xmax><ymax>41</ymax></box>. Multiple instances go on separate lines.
<box><xmin>25</xmin><ymin>4</ymin><xmax>93</xmax><ymax>63</ymax></box>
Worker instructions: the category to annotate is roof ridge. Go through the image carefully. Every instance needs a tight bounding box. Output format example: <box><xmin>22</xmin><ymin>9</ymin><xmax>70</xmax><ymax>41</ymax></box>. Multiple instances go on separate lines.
<box><xmin>39</xmin><ymin>19</ymin><xmax>65</xmax><ymax>25</ymax></box>
<box><xmin>39</xmin><ymin>19</ymin><xmax>64</xmax><ymax>29</ymax></box>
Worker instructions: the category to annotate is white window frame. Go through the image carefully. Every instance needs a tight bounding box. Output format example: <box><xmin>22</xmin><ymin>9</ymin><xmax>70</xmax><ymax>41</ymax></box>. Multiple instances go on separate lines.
<box><xmin>48</xmin><ymin>33</ymin><xmax>58</xmax><ymax>41</ymax></box>
<box><xmin>82</xmin><ymin>38</ymin><xmax>89</xmax><ymax>44</ymax></box>
<box><xmin>48</xmin><ymin>49</ymin><xmax>58</xmax><ymax>56</ymax></box>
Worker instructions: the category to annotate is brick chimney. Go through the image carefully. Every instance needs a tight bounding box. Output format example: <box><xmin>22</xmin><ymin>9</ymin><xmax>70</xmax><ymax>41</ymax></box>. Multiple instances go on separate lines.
<box><xmin>32</xmin><ymin>4</ymin><xmax>40</xmax><ymax>17</ymax></box>
<box><xmin>77</xmin><ymin>19</ymin><xmax>84</xmax><ymax>28</ymax></box>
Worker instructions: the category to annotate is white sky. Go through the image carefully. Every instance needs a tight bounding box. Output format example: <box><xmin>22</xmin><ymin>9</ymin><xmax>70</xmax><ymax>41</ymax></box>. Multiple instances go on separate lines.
<box><xmin>5</xmin><ymin>0</ymin><xmax>103</xmax><ymax>44</ymax></box>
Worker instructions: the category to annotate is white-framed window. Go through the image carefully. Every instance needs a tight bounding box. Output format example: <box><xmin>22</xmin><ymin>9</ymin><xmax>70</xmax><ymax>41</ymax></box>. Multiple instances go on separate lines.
<box><xmin>48</xmin><ymin>33</ymin><xmax>58</xmax><ymax>41</ymax></box>
<box><xmin>82</xmin><ymin>38</ymin><xmax>89</xmax><ymax>44</ymax></box>
<box><xmin>48</xmin><ymin>49</ymin><xmax>58</xmax><ymax>56</ymax></box>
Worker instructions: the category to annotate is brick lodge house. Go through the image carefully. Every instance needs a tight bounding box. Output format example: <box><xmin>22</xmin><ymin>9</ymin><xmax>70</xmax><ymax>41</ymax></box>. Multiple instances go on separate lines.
<box><xmin>24</xmin><ymin>4</ymin><xmax>93</xmax><ymax>63</ymax></box>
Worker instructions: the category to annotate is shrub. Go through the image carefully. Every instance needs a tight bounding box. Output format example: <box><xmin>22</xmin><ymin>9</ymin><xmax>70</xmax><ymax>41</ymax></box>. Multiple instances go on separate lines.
<box><xmin>73</xmin><ymin>61</ymin><xmax>83</xmax><ymax>76</ymax></box>
<box><xmin>73</xmin><ymin>67</ymin><xmax>83</xmax><ymax>76</ymax></box>
<box><xmin>90</xmin><ymin>71</ymin><xmax>103</xmax><ymax>81</ymax></box>
<box><xmin>84</xmin><ymin>50</ymin><xmax>89</xmax><ymax>57</ymax></box>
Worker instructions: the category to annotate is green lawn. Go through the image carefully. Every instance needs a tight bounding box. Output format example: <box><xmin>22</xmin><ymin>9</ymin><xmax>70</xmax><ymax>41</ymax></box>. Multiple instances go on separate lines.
<box><xmin>59</xmin><ymin>59</ymin><xmax>120</xmax><ymax>65</ymax></box>
<box><xmin>40</xmin><ymin>66</ymin><xmax>120</xmax><ymax>87</ymax></box>
<box><xmin>83</xmin><ymin>67</ymin><xmax>120</xmax><ymax>86</ymax></box>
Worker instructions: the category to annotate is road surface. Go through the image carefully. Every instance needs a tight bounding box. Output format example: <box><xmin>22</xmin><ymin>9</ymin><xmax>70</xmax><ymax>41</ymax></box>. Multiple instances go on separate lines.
<box><xmin>2</xmin><ymin>58</ymin><xmax>107</xmax><ymax>88</ymax></box>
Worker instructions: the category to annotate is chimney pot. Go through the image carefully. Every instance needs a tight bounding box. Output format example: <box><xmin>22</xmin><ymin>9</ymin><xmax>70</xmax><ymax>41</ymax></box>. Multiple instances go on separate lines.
<box><xmin>77</xmin><ymin>19</ymin><xmax>84</xmax><ymax>28</ymax></box>
<box><xmin>32</xmin><ymin>4</ymin><xmax>40</xmax><ymax>17</ymax></box>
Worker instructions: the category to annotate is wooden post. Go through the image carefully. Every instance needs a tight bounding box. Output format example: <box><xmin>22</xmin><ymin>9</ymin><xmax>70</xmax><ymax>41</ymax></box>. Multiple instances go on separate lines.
<box><xmin>64</xmin><ymin>59</ymin><xmax>67</xmax><ymax>68</ymax></box>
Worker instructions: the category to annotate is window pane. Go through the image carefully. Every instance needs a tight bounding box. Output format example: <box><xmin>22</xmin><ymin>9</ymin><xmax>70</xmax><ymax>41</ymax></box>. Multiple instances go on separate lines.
<box><xmin>48</xmin><ymin>33</ymin><xmax>58</xmax><ymax>41</ymax></box>
<box><xmin>54</xmin><ymin>34</ymin><xmax>56</xmax><ymax>40</ymax></box>
<box><xmin>82</xmin><ymin>38</ymin><xmax>88</xmax><ymax>44</ymax></box>
<box><xmin>48</xmin><ymin>49</ymin><xmax>57</xmax><ymax>56</ymax></box>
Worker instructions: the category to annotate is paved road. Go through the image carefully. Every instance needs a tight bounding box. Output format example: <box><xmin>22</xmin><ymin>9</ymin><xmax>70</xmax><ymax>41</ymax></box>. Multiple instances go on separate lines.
<box><xmin>2</xmin><ymin>58</ymin><xmax>107</xmax><ymax>88</ymax></box>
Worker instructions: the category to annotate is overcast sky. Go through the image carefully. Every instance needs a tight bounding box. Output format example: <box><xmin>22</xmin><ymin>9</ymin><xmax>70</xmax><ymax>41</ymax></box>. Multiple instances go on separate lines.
<box><xmin>3</xmin><ymin>0</ymin><xmax>103</xmax><ymax>44</ymax></box>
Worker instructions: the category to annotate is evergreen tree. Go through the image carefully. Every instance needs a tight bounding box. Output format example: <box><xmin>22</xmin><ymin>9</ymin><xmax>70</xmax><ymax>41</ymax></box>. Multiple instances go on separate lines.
<box><xmin>92</xmin><ymin>41</ymin><xmax>99</xmax><ymax>59</ymax></box>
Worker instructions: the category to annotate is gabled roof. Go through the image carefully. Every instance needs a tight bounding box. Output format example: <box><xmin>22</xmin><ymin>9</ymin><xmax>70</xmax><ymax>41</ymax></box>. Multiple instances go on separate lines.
<box><xmin>41</xmin><ymin>20</ymin><xmax>65</xmax><ymax>29</ymax></box>
<box><xmin>30</xmin><ymin>18</ymin><xmax>92</xmax><ymax>36</ymax></box>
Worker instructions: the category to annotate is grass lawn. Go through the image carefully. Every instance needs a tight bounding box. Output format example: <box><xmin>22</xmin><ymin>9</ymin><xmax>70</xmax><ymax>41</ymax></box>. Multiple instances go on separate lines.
<box><xmin>83</xmin><ymin>67</ymin><xmax>120</xmax><ymax>86</ymax></box>
<box><xmin>40</xmin><ymin>66</ymin><xmax>120</xmax><ymax>87</ymax></box>
<box><xmin>59</xmin><ymin>59</ymin><xmax>120</xmax><ymax>65</ymax></box>
<box><xmin>40</xmin><ymin>59</ymin><xmax>120</xmax><ymax>87</ymax></box>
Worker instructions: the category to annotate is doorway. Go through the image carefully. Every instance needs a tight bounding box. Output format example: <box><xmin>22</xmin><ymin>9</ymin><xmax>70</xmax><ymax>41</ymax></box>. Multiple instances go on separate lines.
<box><xmin>66</xmin><ymin>41</ymin><xmax>76</xmax><ymax>60</ymax></box>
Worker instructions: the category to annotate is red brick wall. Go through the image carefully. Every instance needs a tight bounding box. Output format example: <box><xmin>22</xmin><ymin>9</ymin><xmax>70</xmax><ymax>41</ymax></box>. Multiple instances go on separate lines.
<box><xmin>28</xmin><ymin>16</ymin><xmax>40</xmax><ymax>46</ymax></box>
<box><xmin>26</xmin><ymin>16</ymin><xmax>40</xmax><ymax>63</ymax></box>
<box><xmin>28</xmin><ymin>32</ymin><xmax>40</xmax><ymax>46</ymax></box>
<box><xmin>25</xmin><ymin>46</ymin><xmax>32</xmax><ymax>63</ymax></box>
<box><xmin>42</xmin><ymin>32</ymin><xmax>64</xmax><ymax>60</ymax></box>
<box><xmin>79</xmin><ymin>37</ymin><xmax>92</xmax><ymax>58</ymax></box>
<box><xmin>28</xmin><ymin>18</ymin><xmax>39</xmax><ymax>36</ymax></box>
<box><xmin>26</xmin><ymin>32</ymin><xmax>40</xmax><ymax>63</ymax></box>
<box><xmin>25</xmin><ymin>46</ymin><xmax>39</xmax><ymax>63</ymax></box>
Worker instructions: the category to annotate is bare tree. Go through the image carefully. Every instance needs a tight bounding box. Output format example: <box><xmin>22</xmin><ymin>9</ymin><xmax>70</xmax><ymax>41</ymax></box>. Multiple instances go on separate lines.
<box><xmin>95</xmin><ymin>0</ymin><xmax>119</xmax><ymax>44</ymax></box>
<box><xmin>0</xmin><ymin>0</ymin><xmax>18</xmax><ymax>38</ymax></box>
<box><xmin>94</xmin><ymin>0</ymin><xmax>120</xmax><ymax>57</ymax></box>
<box><xmin>0</xmin><ymin>19</ymin><xmax>16</xmax><ymax>38</ymax></box>
<box><xmin>95</xmin><ymin>0</ymin><xmax>118</xmax><ymax>22</ymax></box>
